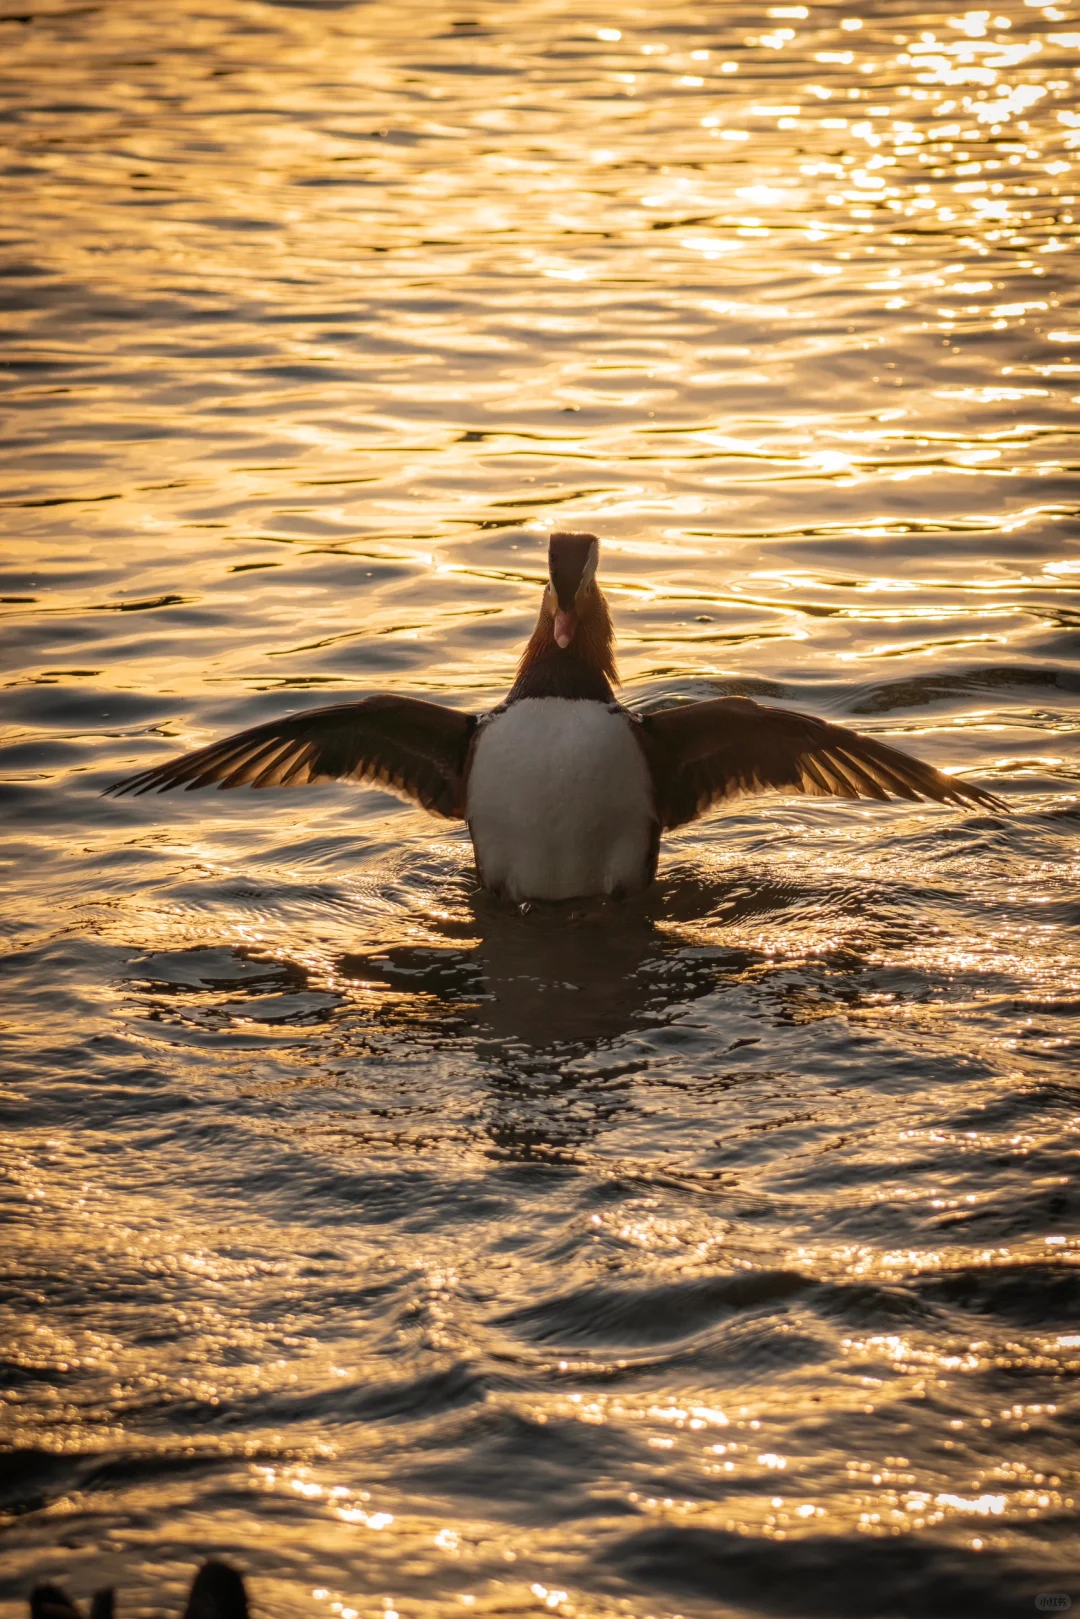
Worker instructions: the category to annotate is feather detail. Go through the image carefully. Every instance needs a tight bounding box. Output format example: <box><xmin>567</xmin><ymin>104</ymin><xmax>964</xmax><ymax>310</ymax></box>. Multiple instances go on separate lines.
<box><xmin>640</xmin><ymin>696</ymin><xmax>1005</xmax><ymax>828</ymax></box>
<box><xmin>106</xmin><ymin>696</ymin><xmax>476</xmax><ymax>819</ymax></box>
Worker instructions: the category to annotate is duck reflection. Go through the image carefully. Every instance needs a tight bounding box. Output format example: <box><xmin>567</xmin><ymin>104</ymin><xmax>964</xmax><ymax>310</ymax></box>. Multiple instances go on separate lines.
<box><xmin>335</xmin><ymin>876</ymin><xmax>764</xmax><ymax>1161</ymax></box>
<box><xmin>337</xmin><ymin>873</ymin><xmax>764</xmax><ymax>1054</ymax></box>
<box><xmin>126</xmin><ymin>866</ymin><xmax>852</xmax><ymax>1161</ymax></box>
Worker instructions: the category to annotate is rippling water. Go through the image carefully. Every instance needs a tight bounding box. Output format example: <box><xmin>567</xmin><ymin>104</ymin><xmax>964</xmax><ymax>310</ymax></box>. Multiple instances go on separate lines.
<box><xmin>3</xmin><ymin>2</ymin><xmax>1080</xmax><ymax>1614</ymax></box>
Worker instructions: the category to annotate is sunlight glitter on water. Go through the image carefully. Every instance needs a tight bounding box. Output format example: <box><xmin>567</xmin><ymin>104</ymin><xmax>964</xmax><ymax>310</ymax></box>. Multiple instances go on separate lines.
<box><xmin>2</xmin><ymin>1</ymin><xmax>1080</xmax><ymax>1616</ymax></box>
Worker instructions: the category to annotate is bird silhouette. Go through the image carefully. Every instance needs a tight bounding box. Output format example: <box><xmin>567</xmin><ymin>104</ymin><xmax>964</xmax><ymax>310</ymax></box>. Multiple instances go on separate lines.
<box><xmin>29</xmin><ymin>1560</ymin><xmax>247</xmax><ymax>1619</ymax></box>
<box><xmin>108</xmin><ymin>531</ymin><xmax>1003</xmax><ymax>901</ymax></box>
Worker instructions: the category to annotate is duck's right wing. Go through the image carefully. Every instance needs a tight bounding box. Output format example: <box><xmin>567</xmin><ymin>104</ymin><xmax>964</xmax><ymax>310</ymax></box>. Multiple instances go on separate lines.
<box><xmin>640</xmin><ymin>696</ymin><xmax>1005</xmax><ymax>829</ymax></box>
<box><xmin>106</xmin><ymin>696</ymin><xmax>476</xmax><ymax>819</ymax></box>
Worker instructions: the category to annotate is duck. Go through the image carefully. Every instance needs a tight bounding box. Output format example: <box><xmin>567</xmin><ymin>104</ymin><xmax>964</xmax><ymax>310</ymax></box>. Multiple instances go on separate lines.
<box><xmin>108</xmin><ymin>531</ymin><xmax>1004</xmax><ymax>901</ymax></box>
<box><xmin>30</xmin><ymin>1560</ymin><xmax>248</xmax><ymax>1619</ymax></box>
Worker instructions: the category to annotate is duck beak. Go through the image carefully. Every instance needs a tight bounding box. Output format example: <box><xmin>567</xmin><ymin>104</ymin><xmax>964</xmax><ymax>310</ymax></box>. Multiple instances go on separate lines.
<box><xmin>553</xmin><ymin>608</ymin><xmax>577</xmax><ymax>648</ymax></box>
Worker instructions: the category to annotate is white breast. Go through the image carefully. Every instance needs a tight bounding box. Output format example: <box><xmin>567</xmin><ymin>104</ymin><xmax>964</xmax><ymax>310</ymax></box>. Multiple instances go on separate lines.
<box><xmin>466</xmin><ymin>698</ymin><xmax>656</xmax><ymax>902</ymax></box>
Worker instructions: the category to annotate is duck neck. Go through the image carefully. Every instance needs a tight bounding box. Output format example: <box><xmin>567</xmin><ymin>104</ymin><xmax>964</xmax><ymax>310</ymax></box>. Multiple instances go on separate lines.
<box><xmin>508</xmin><ymin>588</ymin><xmax>619</xmax><ymax>702</ymax></box>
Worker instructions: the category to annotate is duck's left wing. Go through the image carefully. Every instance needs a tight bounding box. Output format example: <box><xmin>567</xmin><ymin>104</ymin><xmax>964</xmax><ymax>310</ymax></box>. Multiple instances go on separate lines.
<box><xmin>639</xmin><ymin>696</ymin><xmax>1004</xmax><ymax>829</ymax></box>
<box><xmin>106</xmin><ymin>696</ymin><xmax>476</xmax><ymax>819</ymax></box>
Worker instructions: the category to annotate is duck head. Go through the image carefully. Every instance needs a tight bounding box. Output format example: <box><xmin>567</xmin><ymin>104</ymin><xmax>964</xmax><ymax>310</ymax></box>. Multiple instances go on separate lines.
<box><xmin>511</xmin><ymin>531</ymin><xmax>617</xmax><ymax>700</ymax></box>
<box><xmin>546</xmin><ymin>530</ymin><xmax>599</xmax><ymax>648</ymax></box>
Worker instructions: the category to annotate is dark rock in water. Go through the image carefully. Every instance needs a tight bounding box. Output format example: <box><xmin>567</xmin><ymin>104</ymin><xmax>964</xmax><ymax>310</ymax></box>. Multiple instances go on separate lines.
<box><xmin>183</xmin><ymin>1563</ymin><xmax>249</xmax><ymax>1619</ymax></box>
<box><xmin>28</xmin><ymin>1562</ymin><xmax>246</xmax><ymax>1619</ymax></box>
<box><xmin>30</xmin><ymin>1587</ymin><xmax>86</xmax><ymax>1619</ymax></box>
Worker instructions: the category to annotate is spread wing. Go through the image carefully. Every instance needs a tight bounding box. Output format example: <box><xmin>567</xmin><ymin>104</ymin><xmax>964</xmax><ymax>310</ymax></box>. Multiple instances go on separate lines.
<box><xmin>106</xmin><ymin>696</ymin><xmax>476</xmax><ymax>819</ymax></box>
<box><xmin>640</xmin><ymin>696</ymin><xmax>1005</xmax><ymax>830</ymax></box>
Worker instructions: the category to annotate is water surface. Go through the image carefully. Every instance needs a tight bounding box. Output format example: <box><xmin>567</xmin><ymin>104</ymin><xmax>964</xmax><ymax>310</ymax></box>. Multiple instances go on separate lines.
<box><xmin>2</xmin><ymin>2</ymin><xmax>1079</xmax><ymax>1615</ymax></box>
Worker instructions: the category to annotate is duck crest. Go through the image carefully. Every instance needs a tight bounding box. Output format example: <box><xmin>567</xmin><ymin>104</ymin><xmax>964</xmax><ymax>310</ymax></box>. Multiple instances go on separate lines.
<box><xmin>509</xmin><ymin>532</ymin><xmax>618</xmax><ymax>702</ymax></box>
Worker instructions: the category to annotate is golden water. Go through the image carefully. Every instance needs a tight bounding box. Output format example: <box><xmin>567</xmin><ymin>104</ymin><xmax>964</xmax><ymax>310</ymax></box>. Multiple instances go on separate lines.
<box><xmin>2</xmin><ymin>2</ymin><xmax>1079</xmax><ymax>1615</ymax></box>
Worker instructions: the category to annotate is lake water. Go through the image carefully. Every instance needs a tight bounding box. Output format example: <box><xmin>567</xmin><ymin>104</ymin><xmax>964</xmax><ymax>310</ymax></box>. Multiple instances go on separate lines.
<box><xmin>2</xmin><ymin>2</ymin><xmax>1079</xmax><ymax>1615</ymax></box>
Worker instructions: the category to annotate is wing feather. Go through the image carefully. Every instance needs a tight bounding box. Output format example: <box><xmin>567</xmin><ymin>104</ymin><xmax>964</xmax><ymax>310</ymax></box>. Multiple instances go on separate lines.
<box><xmin>799</xmin><ymin>753</ymin><xmax>844</xmax><ymax>797</ymax></box>
<box><xmin>219</xmin><ymin>739</ymin><xmax>288</xmax><ymax>790</ymax></box>
<box><xmin>107</xmin><ymin>696</ymin><xmax>476</xmax><ymax>819</ymax></box>
<box><xmin>279</xmin><ymin>743</ymin><xmax>317</xmax><ymax>787</ymax></box>
<box><xmin>640</xmin><ymin>696</ymin><xmax>1004</xmax><ymax>829</ymax></box>
<box><xmin>246</xmin><ymin>742</ymin><xmax>303</xmax><ymax>790</ymax></box>
<box><xmin>827</xmin><ymin>747</ymin><xmax>891</xmax><ymax>802</ymax></box>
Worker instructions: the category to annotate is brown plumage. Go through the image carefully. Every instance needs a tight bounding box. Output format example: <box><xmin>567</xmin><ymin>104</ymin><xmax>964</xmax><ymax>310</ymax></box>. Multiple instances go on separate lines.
<box><xmin>511</xmin><ymin>573</ymin><xmax>619</xmax><ymax>700</ymax></box>
<box><xmin>638</xmin><ymin>694</ymin><xmax>1002</xmax><ymax>829</ymax></box>
<box><xmin>107</xmin><ymin>530</ymin><xmax>1005</xmax><ymax>899</ymax></box>
<box><xmin>109</xmin><ymin>694</ymin><xmax>475</xmax><ymax>817</ymax></box>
